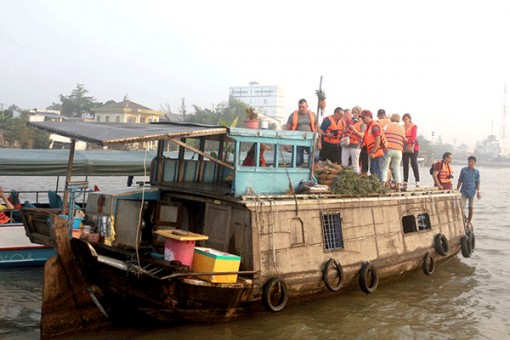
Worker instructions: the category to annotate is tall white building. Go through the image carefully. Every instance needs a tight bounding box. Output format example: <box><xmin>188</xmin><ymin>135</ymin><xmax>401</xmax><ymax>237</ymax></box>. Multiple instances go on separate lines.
<box><xmin>229</xmin><ymin>82</ymin><xmax>286</xmax><ymax>124</ymax></box>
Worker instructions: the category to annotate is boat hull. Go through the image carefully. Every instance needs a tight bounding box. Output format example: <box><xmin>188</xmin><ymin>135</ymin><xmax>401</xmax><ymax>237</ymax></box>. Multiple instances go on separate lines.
<box><xmin>0</xmin><ymin>224</ymin><xmax>54</xmax><ymax>267</ymax></box>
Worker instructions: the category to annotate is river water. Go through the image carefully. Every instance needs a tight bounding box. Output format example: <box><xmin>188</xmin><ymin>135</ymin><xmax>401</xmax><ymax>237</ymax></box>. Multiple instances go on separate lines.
<box><xmin>1</xmin><ymin>165</ymin><xmax>509</xmax><ymax>339</ymax></box>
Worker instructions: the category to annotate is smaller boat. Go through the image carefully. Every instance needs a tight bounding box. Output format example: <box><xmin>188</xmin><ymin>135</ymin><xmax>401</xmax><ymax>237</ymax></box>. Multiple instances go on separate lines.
<box><xmin>0</xmin><ymin>148</ymin><xmax>155</xmax><ymax>267</ymax></box>
<box><xmin>0</xmin><ymin>223</ymin><xmax>56</xmax><ymax>267</ymax></box>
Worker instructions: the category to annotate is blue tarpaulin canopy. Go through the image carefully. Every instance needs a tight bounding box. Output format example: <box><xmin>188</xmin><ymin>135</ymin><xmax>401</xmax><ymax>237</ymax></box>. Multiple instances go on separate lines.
<box><xmin>0</xmin><ymin>149</ymin><xmax>156</xmax><ymax>176</ymax></box>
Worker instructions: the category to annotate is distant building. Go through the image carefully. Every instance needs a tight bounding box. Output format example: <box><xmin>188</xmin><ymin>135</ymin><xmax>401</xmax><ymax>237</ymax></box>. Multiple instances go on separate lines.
<box><xmin>229</xmin><ymin>82</ymin><xmax>286</xmax><ymax>125</ymax></box>
<box><xmin>28</xmin><ymin>108</ymin><xmax>63</xmax><ymax>122</ymax></box>
<box><xmin>91</xmin><ymin>100</ymin><xmax>164</xmax><ymax>150</ymax></box>
<box><xmin>92</xmin><ymin>100</ymin><xmax>164</xmax><ymax>123</ymax></box>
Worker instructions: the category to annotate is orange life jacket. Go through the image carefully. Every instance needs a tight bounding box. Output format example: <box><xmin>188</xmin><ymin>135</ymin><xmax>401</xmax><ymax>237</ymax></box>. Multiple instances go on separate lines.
<box><xmin>437</xmin><ymin>161</ymin><xmax>453</xmax><ymax>185</ymax></box>
<box><xmin>364</xmin><ymin>121</ymin><xmax>386</xmax><ymax>158</ymax></box>
<box><xmin>291</xmin><ymin>110</ymin><xmax>316</xmax><ymax>132</ymax></box>
<box><xmin>383</xmin><ymin>123</ymin><xmax>406</xmax><ymax>151</ymax></box>
<box><xmin>323</xmin><ymin>115</ymin><xmax>345</xmax><ymax>144</ymax></box>
<box><xmin>378</xmin><ymin>118</ymin><xmax>391</xmax><ymax>129</ymax></box>
<box><xmin>0</xmin><ymin>210</ymin><xmax>10</xmax><ymax>224</ymax></box>
<box><xmin>345</xmin><ymin>120</ymin><xmax>364</xmax><ymax>146</ymax></box>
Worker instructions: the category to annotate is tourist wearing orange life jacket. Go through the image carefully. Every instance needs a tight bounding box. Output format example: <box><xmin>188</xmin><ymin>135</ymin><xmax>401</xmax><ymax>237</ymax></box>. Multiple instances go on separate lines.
<box><xmin>319</xmin><ymin>107</ymin><xmax>345</xmax><ymax>164</ymax></box>
<box><xmin>376</xmin><ymin>109</ymin><xmax>391</xmax><ymax>129</ymax></box>
<box><xmin>402</xmin><ymin>113</ymin><xmax>421</xmax><ymax>188</ymax></box>
<box><xmin>342</xmin><ymin>107</ymin><xmax>366</xmax><ymax>174</ymax></box>
<box><xmin>0</xmin><ymin>187</ymin><xmax>15</xmax><ymax>224</ymax></box>
<box><xmin>351</xmin><ymin>106</ymin><xmax>369</xmax><ymax>176</ymax></box>
<box><xmin>433</xmin><ymin>152</ymin><xmax>454</xmax><ymax>190</ymax></box>
<box><xmin>381</xmin><ymin>114</ymin><xmax>406</xmax><ymax>190</ymax></box>
<box><xmin>285</xmin><ymin>98</ymin><xmax>320</xmax><ymax>166</ymax></box>
<box><xmin>361</xmin><ymin>110</ymin><xmax>386</xmax><ymax>181</ymax></box>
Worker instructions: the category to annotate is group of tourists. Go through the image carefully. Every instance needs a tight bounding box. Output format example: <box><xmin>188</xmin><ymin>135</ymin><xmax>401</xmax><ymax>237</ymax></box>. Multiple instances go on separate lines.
<box><xmin>285</xmin><ymin>99</ymin><xmax>420</xmax><ymax>190</ymax></box>
<box><xmin>284</xmin><ymin>98</ymin><xmax>481</xmax><ymax>228</ymax></box>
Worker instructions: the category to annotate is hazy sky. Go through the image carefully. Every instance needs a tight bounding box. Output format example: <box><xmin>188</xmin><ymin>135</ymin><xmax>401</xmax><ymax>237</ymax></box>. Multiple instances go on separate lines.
<box><xmin>2</xmin><ymin>0</ymin><xmax>510</xmax><ymax>146</ymax></box>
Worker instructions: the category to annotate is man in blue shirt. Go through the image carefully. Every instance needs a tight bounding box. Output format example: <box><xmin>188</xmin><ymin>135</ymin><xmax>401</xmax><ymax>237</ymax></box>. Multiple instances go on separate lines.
<box><xmin>456</xmin><ymin>156</ymin><xmax>481</xmax><ymax>229</ymax></box>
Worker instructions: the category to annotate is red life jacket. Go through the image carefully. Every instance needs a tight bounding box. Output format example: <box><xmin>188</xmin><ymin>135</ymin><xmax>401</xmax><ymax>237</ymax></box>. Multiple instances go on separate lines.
<box><xmin>404</xmin><ymin>123</ymin><xmax>417</xmax><ymax>150</ymax></box>
<box><xmin>291</xmin><ymin>110</ymin><xmax>316</xmax><ymax>132</ymax></box>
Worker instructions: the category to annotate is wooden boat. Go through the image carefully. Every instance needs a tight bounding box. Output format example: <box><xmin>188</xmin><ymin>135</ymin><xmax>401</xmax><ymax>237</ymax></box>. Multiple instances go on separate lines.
<box><xmin>0</xmin><ymin>148</ymin><xmax>155</xmax><ymax>267</ymax></box>
<box><xmin>22</xmin><ymin>121</ymin><xmax>475</xmax><ymax>338</ymax></box>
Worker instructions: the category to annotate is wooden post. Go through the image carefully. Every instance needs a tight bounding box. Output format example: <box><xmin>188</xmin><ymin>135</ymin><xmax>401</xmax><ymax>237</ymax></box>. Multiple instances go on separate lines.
<box><xmin>316</xmin><ymin>75</ymin><xmax>323</xmax><ymax>121</ymax></box>
<box><xmin>61</xmin><ymin>139</ymin><xmax>76</xmax><ymax>215</ymax></box>
<box><xmin>177</xmin><ymin>138</ymin><xmax>186</xmax><ymax>182</ymax></box>
<box><xmin>198</xmin><ymin>137</ymin><xmax>206</xmax><ymax>182</ymax></box>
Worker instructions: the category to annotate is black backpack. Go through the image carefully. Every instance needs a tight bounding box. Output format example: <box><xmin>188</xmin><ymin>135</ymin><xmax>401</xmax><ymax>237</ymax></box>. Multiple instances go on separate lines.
<box><xmin>429</xmin><ymin>160</ymin><xmax>442</xmax><ymax>175</ymax></box>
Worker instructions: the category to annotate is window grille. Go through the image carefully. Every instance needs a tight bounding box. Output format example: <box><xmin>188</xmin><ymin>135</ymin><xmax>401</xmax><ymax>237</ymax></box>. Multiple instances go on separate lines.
<box><xmin>402</xmin><ymin>213</ymin><xmax>431</xmax><ymax>233</ymax></box>
<box><xmin>417</xmin><ymin>213</ymin><xmax>431</xmax><ymax>230</ymax></box>
<box><xmin>321</xmin><ymin>213</ymin><xmax>344</xmax><ymax>250</ymax></box>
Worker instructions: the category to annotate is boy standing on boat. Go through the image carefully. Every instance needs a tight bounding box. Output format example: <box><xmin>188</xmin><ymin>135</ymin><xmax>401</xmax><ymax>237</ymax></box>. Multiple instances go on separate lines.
<box><xmin>285</xmin><ymin>99</ymin><xmax>321</xmax><ymax>166</ymax></box>
<box><xmin>456</xmin><ymin>156</ymin><xmax>481</xmax><ymax>229</ymax></box>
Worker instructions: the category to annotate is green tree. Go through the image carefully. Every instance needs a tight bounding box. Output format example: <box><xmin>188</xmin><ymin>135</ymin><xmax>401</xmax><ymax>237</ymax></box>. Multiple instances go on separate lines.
<box><xmin>33</xmin><ymin>129</ymin><xmax>52</xmax><ymax>149</ymax></box>
<box><xmin>188</xmin><ymin>97</ymin><xmax>247</xmax><ymax>126</ymax></box>
<box><xmin>2</xmin><ymin>111</ymin><xmax>51</xmax><ymax>148</ymax></box>
<box><xmin>47</xmin><ymin>102</ymin><xmax>62</xmax><ymax>111</ymax></box>
<box><xmin>58</xmin><ymin>83</ymin><xmax>101</xmax><ymax>117</ymax></box>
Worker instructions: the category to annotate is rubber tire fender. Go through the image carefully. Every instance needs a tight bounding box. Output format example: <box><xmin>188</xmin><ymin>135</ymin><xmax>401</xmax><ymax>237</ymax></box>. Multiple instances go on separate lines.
<box><xmin>359</xmin><ymin>262</ymin><xmax>378</xmax><ymax>294</ymax></box>
<box><xmin>322</xmin><ymin>258</ymin><xmax>344</xmax><ymax>292</ymax></box>
<box><xmin>262</xmin><ymin>277</ymin><xmax>289</xmax><ymax>312</ymax></box>
<box><xmin>467</xmin><ymin>230</ymin><xmax>476</xmax><ymax>252</ymax></box>
<box><xmin>423</xmin><ymin>252</ymin><xmax>435</xmax><ymax>275</ymax></box>
<box><xmin>460</xmin><ymin>235</ymin><xmax>472</xmax><ymax>258</ymax></box>
<box><xmin>434</xmin><ymin>233</ymin><xmax>449</xmax><ymax>256</ymax></box>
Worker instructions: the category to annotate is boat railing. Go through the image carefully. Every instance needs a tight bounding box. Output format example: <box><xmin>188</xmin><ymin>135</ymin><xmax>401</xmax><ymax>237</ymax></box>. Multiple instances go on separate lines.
<box><xmin>0</xmin><ymin>189</ymin><xmax>90</xmax><ymax>226</ymax></box>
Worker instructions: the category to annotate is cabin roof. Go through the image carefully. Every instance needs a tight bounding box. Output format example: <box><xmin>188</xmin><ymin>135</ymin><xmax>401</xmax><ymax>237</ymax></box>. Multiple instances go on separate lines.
<box><xmin>0</xmin><ymin>148</ymin><xmax>156</xmax><ymax>176</ymax></box>
<box><xmin>27</xmin><ymin>121</ymin><xmax>228</xmax><ymax>146</ymax></box>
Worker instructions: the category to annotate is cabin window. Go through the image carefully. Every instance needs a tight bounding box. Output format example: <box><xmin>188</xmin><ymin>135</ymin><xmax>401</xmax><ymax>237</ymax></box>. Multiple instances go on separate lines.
<box><xmin>402</xmin><ymin>215</ymin><xmax>417</xmax><ymax>233</ymax></box>
<box><xmin>321</xmin><ymin>213</ymin><xmax>344</xmax><ymax>250</ymax></box>
<box><xmin>417</xmin><ymin>213</ymin><xmax>431</xmax><ymax>231</ymax></box>
<box><xmin>402</xmin><ymin>213</ymin><xmax>431</xmax><ymax>233</ymax></box>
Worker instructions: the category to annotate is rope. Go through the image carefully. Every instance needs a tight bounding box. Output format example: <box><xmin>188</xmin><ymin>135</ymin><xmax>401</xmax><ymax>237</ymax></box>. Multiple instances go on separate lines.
<box><xmin>247</xmin><ymin>189</ymin><xmax>279</xmax><ymax>275</ymax></box>
<box><xmin>134</xmin><ymin>144</ymin><xmax>149</xmax><ymax>270</ymax></box>
<box><xmin>267</xmin><ymin>196</ymin><xmax>279</xmax><ymax>275</ymax></box>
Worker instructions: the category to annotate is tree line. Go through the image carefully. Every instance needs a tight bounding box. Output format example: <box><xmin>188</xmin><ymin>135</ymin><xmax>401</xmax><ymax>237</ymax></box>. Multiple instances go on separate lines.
<box><xmin>0</xmin><ymin>83</ymin><xmax>469</xmax><ymax>159</ymax></box>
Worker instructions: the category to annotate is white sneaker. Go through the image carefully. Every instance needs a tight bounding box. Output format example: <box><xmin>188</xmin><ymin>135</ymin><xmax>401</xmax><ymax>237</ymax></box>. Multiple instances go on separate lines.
<box><xmin>415</xmin><ymin>182</ymin><xmax>421</xmax><ymax>188</ymax></box>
